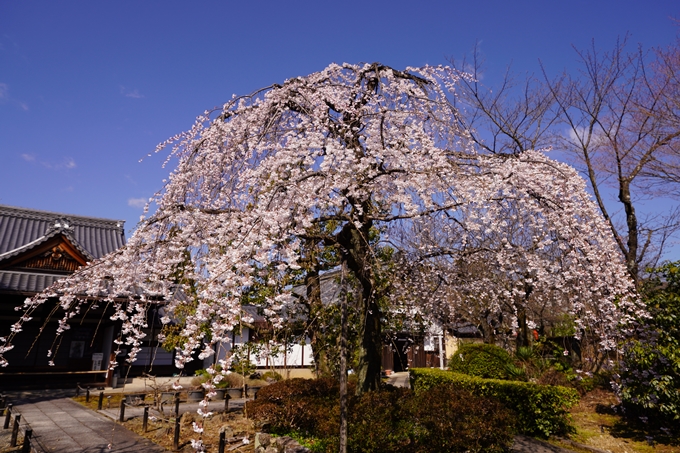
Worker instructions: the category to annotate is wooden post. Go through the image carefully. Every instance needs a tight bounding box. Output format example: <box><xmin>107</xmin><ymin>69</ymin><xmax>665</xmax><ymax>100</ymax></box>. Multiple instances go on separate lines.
<box><xmin>3</xmin><ymin>404</ymin><xmax>12</xmax><ymax>429</ymax></box>
<box><xmin>105</xmin><ymin>353</ymin><xmax>116</xmax><ymax>387</ymax></box>
<box><xmin>142</xmin><ymin>406</ymin><xmax>149</xmax><ymax>433</ymax></box>
<box><xmin>10</xmin><ymin>414</ymin><xmax>21</xmax><ymax>447</ymax></box>
<box><xmin>86</xmin><ymin>388</ymin><xmax>90</xmax><ymax>403</ymax></box>
<box><xmin>119</xmin><ymin>399</ymin><xmax>125</xmax><ymax>423</ymax></box>
<box><xmin>98</xmin><ymin>392</ymin><xmax>104</xmax><ymax>410</ymax></box>
<box><xmin>21</xmin><ymin>429</ymin><xmax>32</xmax><ymax>453</ymax></box>
<box><xmin>173</xmin><ymin>415</ymin><xmax>180</xmax><ymax>451</ymax></box>
<box><xmin>76</xmin><ymin>382</ymin><xmax>80</xmax><ymax>397</ymax></box>
<box><xmin>174</xmin><ymin>394</ymin><xmax>180</xmax><ymax>417</ymax></box>
<box><xmin>224</xmin><ymin>394</ymin><xmax>230</xmax><ymax>412</ymax></box>
<box><xmin>218</xmin><ymin>430</ymin><xmax>226</xmax><ymax>453</ymax></box>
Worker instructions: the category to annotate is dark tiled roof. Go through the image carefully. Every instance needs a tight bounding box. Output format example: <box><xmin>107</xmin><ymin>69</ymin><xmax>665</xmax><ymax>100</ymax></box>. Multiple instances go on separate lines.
<box><xmin>0</xmin><ymin>205</ymin><xmax>125</xmax><ymax>259</ymax></box>
<box><xmin>0</xmin><ymin>270</ymin><xmax>63</xmax><ymax>294</ymax></box>
<box><xmin>0</xmin><ymin>205</ymin><xmax>126</xmax><ymax>293</ymax></box>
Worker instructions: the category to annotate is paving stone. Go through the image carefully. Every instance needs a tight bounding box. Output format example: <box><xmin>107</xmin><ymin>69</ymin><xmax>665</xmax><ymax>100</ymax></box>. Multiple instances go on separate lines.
<box><xmin>3</xmin><ymin>392</ymin><xmax>168</xmax><ymax>452</ymax></box>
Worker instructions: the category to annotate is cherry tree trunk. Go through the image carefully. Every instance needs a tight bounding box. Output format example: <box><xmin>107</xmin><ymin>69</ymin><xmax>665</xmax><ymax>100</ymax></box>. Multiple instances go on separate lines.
<box><xmin>337</xmin><ymin>219</ymin><xmax>383</xmax><ymax>395</ymax></box>
<box><xmin>306</xmin><ymin>269</ymin><xmax>333</xmax><ymax>377</ymax></box>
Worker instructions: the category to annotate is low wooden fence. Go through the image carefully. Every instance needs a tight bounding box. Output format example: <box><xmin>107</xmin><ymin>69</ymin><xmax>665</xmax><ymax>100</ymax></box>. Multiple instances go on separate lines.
<box><xmin>1</xmin><ymin>395</ymin><xmax>33</xmax><ymax>452</ymax></box>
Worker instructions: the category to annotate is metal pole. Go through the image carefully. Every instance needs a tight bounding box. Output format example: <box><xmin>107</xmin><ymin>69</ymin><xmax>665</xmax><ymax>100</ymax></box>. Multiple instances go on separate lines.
<box><xmin>21</xmin><ymin>428</ymin><xmax>32</xmax><ymax>453</ymax></box>
<box><xmin>174</xmin><ymin>394</ymin><xmax>180</xmax><ymax>417</ymax></box>
<box><xmin>142</xmin><ymin>406</ymin><xmax>149</xmax><ymax>433</ymax></box>
<box><xmin>98</xmin><ymin>392</ymin><xmax>104</xmax><ymax>410</ymax></box>
<box><xmin>10</xmin><ymin>414</ymin><xmax>21</xmax><ymax>447</ymax></box>
<box><xmin>3</xmin><ymin>404</ymin><xmax>12</xmax><ymax>429</ymax></box>
<box><xmin>76</xmin><ymin>382</ymin><xmax>80</xmax><ymax>397</ymax></box>
<box><xmin>86</xmin><ymin>388</ymin><xmax>90</xmax><ymax>403</ymax></box>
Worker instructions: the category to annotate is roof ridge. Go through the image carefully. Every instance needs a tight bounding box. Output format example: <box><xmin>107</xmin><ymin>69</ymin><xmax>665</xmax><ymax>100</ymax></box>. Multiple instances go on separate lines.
<box><xmin>0</xmin><ymin>229</ymin><xmax>95</xmax><ymax>263</ymax></box>
<box><xmin>0</xmin><ymin>269</ymin><xmax>69</xmax><ymax>278</ymax></box>
<box><xmin>0</xmin><ymin>204</ymin><xmax>125</xmax><ymax>229</ymax></box>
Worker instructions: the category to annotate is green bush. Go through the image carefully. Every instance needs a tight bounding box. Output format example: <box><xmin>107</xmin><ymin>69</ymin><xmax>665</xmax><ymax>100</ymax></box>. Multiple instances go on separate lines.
<box><xmin>619</xmin><ymin>261</ymin><xmax>680</xmax><ymax>432</ymax></box>
<box><xmin>410</xmin><ymin>368</ymin><xmax>578</xmax><ymax>437</ymax></box>
<box><xmin>403</xmin><ymin>384</ymin><xmax>515</xmax><ymax>453</ymax></box>
<box><xmin>346</xmin><ymin>387</ymin><xmax>414</xmax><ymax>453</ymax></box>
<box><xmin>248</xmin><ymin>378</ymin><xmax>516</xmax><ymax>452</ymax></box>
<box><xmin>448</xmin><ymin>343</ymin><xmax>513</xmax><ymax>379</ymax></box>
<box><xmin>193</xmin><ymin>368</ymin><xmax>255</xmax><ymax>388</ymax></box>
<box><xmin>248</xmin><ymin>378</ymin><xmax>342</xmax><ymax>438</ymax></box>
<box><xmin>261</xmin><ymin>370</ymin><xmax>283</xmax><ymax>382</ymax></box>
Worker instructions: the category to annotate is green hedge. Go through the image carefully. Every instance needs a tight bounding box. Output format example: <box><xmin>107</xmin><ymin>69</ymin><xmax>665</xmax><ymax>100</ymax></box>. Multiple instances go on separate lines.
<box><xmin>248</xmin><ymin>378</ymin><xmax>516</xmax><ymax>452</ymax></box>
<box><xmin>448</xmin><ymin>342</ymin><xmax>513</xmax><ymax>379</ymax></box>
<box><xmin>410</xmin><ymin>368</ymin><xmax>579</xmax><ymax>437</ymax></box>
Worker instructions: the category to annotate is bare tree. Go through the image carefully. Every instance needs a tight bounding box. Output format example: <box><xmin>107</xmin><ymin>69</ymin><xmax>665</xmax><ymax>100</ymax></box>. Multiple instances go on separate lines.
<box><xmin>451</xmin><ymin>38</ymin><xmax>680</xmax><ymax>286</ymax></box>
<box><xmin>550</xmin><ymin>39</ymin><xmax>680</xmax><ymax>284</ymax></box>
<box><xmin>449</xmin><ymin>44</ymin><xmax>559</xmax><ymax>156</ymax></box>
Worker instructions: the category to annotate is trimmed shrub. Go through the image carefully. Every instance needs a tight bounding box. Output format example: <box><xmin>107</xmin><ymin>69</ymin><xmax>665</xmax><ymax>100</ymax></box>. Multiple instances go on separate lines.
<box><xmin>346</xmin><ymin>387</ymin><xmax>414</xmax><ymax>453</ymax></box>
<box><xmin>248</xmin><ymin>378</ymin><xmax>516</xmax><ymax>453</ymax></box>
<box><xmin>261</xmin><ymin>371</ymin><xmax>283</xmax><ymax>383</ymax></box>
<box><xmin>448</xmin><ymin>343</ymin><xmax>513</xmax><ymax>379</ymax></box>
<box><xmin>411</xmin><ymin>368</ymin><xmax>579</xmax><ymax>437</ymax></box>
<box><xmin>247</xmin><ymin>378</ymin><xmax>342</xmax><ymax>438</ymax></box>
<box><xmin>193</xmin><ymin>368</ymin><xmax>255</xmax><ymax>388</ymax></box>
<box><xmin>404</xmin><ymin>385</ymin><xmax>515</xmax><ymax>453</ymax></box>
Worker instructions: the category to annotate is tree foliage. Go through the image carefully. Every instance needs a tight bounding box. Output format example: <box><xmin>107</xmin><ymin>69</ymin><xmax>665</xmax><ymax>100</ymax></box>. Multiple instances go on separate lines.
<box><xmin>0</xmin><ymin>63</ymin><xmax>636</xmax><ymax>396</ymax></box>
<box><xmin>618</xmin><ymin>261</ymin><xmax>680</xmax><ymax>430</ymax></box>
<box><xmin>448</xmin><ymin>343</ymin><xmax>513</xmax><ymax>380</ymax></box>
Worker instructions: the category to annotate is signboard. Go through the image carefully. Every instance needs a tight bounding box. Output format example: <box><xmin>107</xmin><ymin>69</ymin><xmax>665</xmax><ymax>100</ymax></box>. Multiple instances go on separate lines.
<box><xmin>91</xmin><ymin>352</ymin><xmax>103</xmax><ymax>371</ymax></box>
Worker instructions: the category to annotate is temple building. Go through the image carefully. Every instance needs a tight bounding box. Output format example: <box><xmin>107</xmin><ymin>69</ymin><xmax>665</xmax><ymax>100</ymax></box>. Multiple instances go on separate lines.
<box><xmin>0</xmin><ymin>205</ymin><xmax>126</xmax><ymax>387</ymax></box>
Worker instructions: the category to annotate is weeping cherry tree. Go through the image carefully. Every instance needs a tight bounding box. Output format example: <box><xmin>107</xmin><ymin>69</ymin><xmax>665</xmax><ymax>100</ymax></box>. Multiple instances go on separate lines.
<box><xmin>0</xmin><ymin>63</ymin><xmax>641</xmax><ymax>451</ymax></box>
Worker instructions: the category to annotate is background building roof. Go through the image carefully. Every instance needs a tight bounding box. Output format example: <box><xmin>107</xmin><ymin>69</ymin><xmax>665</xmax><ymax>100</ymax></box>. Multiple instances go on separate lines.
<box><xmin>0</xmin><ymin>205</ymin><xmax>125</xmax><ymax>258</ymax></box>
<box><xmin>0</xmin><ymin>205</ymin><xmax>125</xmax><ymax>293</ymax></box>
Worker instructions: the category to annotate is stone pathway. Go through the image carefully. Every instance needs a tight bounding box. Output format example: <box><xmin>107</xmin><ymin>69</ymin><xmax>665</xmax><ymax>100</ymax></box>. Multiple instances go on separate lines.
<box><xmin>385</xmin><ymin>371</ymin><xmax>410</xmax><ymax>388</ymax></box>
<box><xmin>2</xmin><ymin>395</ymin><xmax>167</xmax><ymax>452</ymax></box>
<box><xmin>511</xmin><ymin>435</ymin><xmax>579</xmax><ymax>453</ymax></box>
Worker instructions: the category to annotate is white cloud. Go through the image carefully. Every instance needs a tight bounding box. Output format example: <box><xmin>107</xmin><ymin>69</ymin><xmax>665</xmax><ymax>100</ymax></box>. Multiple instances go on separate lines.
<box><xmin>22</xmin><ymin>154</ymin><xmax>76</xmax><ymax>170</ymax></box>
<box><xmin>567</xmin><ymin>125</ymin><xmax>610</xmax><ymax>147</ymax></box>
<box><xmin>0</xmin><ymin>82</ymin><xmax>28</xmax><ymax>110</ymax></box>
<box><xmin>120</xmin><ymin>85</ymin><xmax>144</xmax><ymax>99</ymax></box>
<box><xmin>128</xmin><ymin>197</ymin><xmax>147</xmax><ymax>208</ymax></box>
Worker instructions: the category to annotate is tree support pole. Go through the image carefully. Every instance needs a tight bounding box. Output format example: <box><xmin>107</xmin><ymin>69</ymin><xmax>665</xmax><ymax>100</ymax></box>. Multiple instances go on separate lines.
<box><xmin>339</xmin><ymin>262</ymin><xmax>348</xmax><ymax>453</ymax></box>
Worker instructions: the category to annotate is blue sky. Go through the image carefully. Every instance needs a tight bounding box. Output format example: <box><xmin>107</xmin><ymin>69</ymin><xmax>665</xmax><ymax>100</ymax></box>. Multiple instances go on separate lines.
<box><xmin>1</xmin><ymin>1</ymin><xmax>679</xmax><ymax>255</ymax></box>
